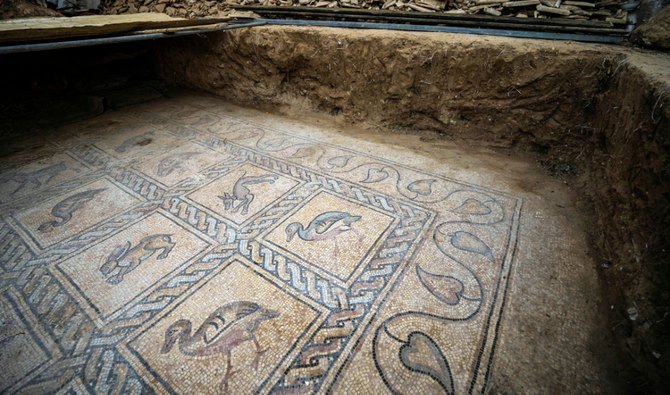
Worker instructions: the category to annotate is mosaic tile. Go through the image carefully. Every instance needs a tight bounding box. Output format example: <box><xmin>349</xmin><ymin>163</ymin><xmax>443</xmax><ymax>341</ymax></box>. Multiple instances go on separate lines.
<box><xmin>0</xmin><ymin>152</ymin><xmax>89</xmax><ymax>204</ymax></box>
<box><xmin>9</xmin><ymin>178</ymin><xmax>140</xmax><ymax>249</ymax></box>
<box><xmin>264</xmin><ymin>190</ymin><xmax>394</xmax><ymax>283</ymax></box>
<box><xmin>54</xmin><ymin>211</ymin><xmax>210</xmax><ymax>325</ymax></box>
<box><xmin>0</xmin><ymin>94</ymin><xmax>522</xmax><ymax>394</ymax></box>
<box><xmin>132</xmin><ymin>141</ymin><xmax>231</xmax><ymax>188</ymax></box>
<box><xmin>122</xmin><ymin>258</ymin><xmax>324</xmax><ymax>394</ymax></box>
<box><xmin>188</xmin><ymin>163</ymin><xmax>299</xmax><ymax>225</ymax></box>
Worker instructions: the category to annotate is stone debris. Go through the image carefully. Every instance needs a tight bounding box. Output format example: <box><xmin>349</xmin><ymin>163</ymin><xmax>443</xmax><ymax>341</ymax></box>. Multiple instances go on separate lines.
<box><xmin>101</xmin><ymin>0</ymin><xmax>637</xmax><ymax>25</ymax></box>
<box><xmin>102</xmin><ymin>0</ymin><xmax>230</xmax><ymax>18</ymax></box>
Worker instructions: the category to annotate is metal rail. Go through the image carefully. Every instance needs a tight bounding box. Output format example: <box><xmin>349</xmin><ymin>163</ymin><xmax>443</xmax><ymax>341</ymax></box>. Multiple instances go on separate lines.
<box><xmin>0</xmin><ymin>20</ymin><xmax>267</xmax><ymax>55</ymax></box>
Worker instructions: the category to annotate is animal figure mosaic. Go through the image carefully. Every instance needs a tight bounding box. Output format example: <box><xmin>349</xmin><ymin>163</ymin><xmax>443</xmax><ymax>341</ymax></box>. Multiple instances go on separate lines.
<box><xmin>161</xmin><ymin>301</ymin><xmax>279</xmax><ymax>392</ymax></box>
<box><xmin>37</xmin><ymin>188</ymin><xmax>106</xmax><ymax>232</ymax></box>
<box><xmin>285</xmin><ymin>211</ymin><xmax>361</xmax><ymax>242</ymax></box>
<box><xmin>156</xmin><ymin>152</ymin><xmax>200</xmax><ymax>177</ymax></box>
<box><xmin>1</xmin><ymin>162</ymin><xmax>67</xmax><ymax>195</ymax></box>
<box><xmin>0</xmin><ymin>98</ymin><xmax>521</xmax><ymax>395</ymax></box>
<box><xmin>218</xmin><ymin>172</ymin><xmax>278</xmax><ymax>215</ymax></box>
<box><xmin>99</xmin><ymin>234</ymin><xmax>176</xmax><ymax>285</ymax></box>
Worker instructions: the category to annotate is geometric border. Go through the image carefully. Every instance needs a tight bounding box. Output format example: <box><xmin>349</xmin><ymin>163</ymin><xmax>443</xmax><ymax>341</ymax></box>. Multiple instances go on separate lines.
<box><xmin>1</xmin><ymin>287</ymin><xmax>62</xmax><ymax>393</ymax></box>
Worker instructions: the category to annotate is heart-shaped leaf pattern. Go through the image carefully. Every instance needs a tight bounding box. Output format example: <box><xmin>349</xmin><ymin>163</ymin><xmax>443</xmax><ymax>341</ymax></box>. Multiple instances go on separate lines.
<box><xmin>400</xmin><ymin>332</ymin><xmax>454</xmax><ymax>394</ymax></box>
<box><xmin>261</xmin><ymin>137</ymin><xmax>289</xmax><ymax>150</ymax></box>
<box><xmin>452</xmin><ymin>198</ymin><xmax>492</xmax><ymax>215</ymax></box>
<box><xmin>291</xmin><ymin>146</ymin><xmax>316</xmax><ymax>158</ymax></box>
<box><xmin>408</xmin><ymin>179</ymin><xmax>436</xmax><ymax>196</ymax></box>
<box><xmin>327</xmin><ymin>155</ymin><xmax>353</xmax><ymax>168</ymax></box>
<box><xmin>361</xmin><ymin>167</ymin><xmax>390</xmax><ymax>183</ymax></box>
<box><xmin>416</xmin><ymin>266</ymin><xmax>464</xmax><ymax>305</ymax></box>
<box><xmin>451</xmin><ymin>231</ymin><xmax>495</xmax><ymax>262</ymax></box>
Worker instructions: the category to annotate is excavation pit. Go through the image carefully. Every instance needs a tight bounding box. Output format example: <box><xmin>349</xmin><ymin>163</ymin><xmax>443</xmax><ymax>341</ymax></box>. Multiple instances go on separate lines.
<box><xmin>0</xmin><ymin>24</ymin><xmax>669</xmax><ymax>393</ymax></box>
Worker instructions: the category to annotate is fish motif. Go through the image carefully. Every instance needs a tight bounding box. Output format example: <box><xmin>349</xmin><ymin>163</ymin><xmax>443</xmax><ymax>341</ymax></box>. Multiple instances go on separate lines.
<box><xmin>38</xmin><ymin>188</ymin><xmax>107</xmax><ymax>233</ymax></box>
<box><xmin>285</xmin><ymin>211</ymin><xmax>361</xmax><ymax>242</ymax></box>
<box><xmin>161</xmin><ymin>301</ymin><xmax>279</xmax><ymax>392</ymax></box>
<box><xmin>99</xmin><ymin>234</ymin><xmax>175</xmax><ymax>284</ymax></box>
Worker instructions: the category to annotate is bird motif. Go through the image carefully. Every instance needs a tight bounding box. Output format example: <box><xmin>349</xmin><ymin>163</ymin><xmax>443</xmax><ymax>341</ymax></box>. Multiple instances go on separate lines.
<box><xmin>161</xmin><ymin>301</ymin><xmax>279</xmax><ymax>393</ymax></box>
<box><xmin>38</xmin><ymin>188</ymin><xmax>107</xmax><ymax>232</ymax></box>
<box><xmin>285</xmin><ymin>211</ymin><xmax>361</xmax><ymax>242</ymax></box>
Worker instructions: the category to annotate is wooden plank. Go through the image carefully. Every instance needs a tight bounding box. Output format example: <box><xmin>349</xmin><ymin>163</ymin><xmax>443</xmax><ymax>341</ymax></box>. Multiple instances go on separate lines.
<box><xmin>537</xmin><ymin>4</ymin><xmax>572</xmax><ymax>15</ymax></box>
<box><xmin>0</xmin><ymin>13</ymin><xmax>233</xmax><ymax>44</ymax></box>
<box><xmin>503</xmin><ymin>1</ymin><xmax>541</xmax><ymax>8</ymax></box>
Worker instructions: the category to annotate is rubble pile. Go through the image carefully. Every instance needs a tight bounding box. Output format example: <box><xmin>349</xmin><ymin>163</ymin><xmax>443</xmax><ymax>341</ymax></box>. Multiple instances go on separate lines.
<box><xmin>102</xmin><ymin>0</ymin><xmax>229</xmax><ymax>18</ymax></box>
<box><xmin>102</xmin><ymin>0</ymin><xmax>638</xmax><ymax>24</ymax></box>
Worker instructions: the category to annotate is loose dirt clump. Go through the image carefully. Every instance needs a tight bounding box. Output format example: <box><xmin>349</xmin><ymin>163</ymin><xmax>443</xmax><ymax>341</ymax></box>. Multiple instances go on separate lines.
<box><xmin>633</xmin><ymin>5</ymin><xmax>670</xmax><ymax>50</ymax></box>
<box><xmin>0</xmin><ymin>0</ymin><xmax>61</xmax><ymax>19</ymax></box>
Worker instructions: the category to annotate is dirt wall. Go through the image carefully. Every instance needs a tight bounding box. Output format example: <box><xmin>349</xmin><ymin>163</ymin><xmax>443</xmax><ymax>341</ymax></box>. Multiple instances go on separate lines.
<box><xmin>587</xmin><ymin>57</ymin><xmax>670</xmax><ymax>389</ymax></box>
<box><xmin>153</xmin><ymin>26</ymin><xmax>670</xmax><ymax>391</ymax></box>
<box><xmin>155</xmin><ymin>27</ymin><xmax>618</xmax><ymax>151</ymax></box>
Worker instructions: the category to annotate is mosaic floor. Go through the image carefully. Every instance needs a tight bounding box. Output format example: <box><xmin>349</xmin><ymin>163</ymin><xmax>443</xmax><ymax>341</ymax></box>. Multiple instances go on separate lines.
<box><xmin>1</xmin><ymin>93</ymin><xmax>528</xmax><ymax>393</ymax></box>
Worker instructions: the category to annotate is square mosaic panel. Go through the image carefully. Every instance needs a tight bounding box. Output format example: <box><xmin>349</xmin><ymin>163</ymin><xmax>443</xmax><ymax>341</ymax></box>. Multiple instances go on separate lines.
<box><xmin>133</xmin><ymin>141</ymin><xmax>232</xmax><ymax>188</ymax></box>
<box><xmin>0</xmin><ymin>152</ymin><xmax>89</xmax><ymax>204</ymax></box>
<box><xmin>121</xmin><ymin>257</ymin><xmax>325</xmax><ymax>394</ymax></box>
<box><xmin>264</xmin><ymin>190</ymin><xmax>395</xmax><ymax>284</ymax></box>
<box><xmin>187</xmin><ymin>162</ymin><xmax>300</xmax><ymax>226</ymax></box>
<box><xmin>0</xmin><ymin>97</ymin><xmax>521</xmax><ymax>394</ymax></box>
<box><xmin>91</xmin><ymin>125</ymin><xmax>183</xmax><ymax>161</ymax></box>
<box><xmin>10</xmin><ymin>178</ymin><xmax>140</xmax><ymax>249</ymax></box>
<box><xmin>54</xmin><ymin>211</ymin><xmax>210</xmax><ymax>325</ymax></box>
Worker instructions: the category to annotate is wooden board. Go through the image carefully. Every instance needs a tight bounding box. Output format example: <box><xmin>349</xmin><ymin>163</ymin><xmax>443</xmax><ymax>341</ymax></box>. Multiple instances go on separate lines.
<box><xmin>0</xmin><ymin>13</ymin><xmax>231</xmax><ymax>44</ymax></box>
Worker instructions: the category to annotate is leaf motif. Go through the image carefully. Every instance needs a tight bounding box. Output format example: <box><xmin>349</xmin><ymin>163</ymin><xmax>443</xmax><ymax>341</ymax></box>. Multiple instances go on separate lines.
<box><xmin>408</xmin><ymin>179</ymin><xmax>436</xmax><ymax>196</ymax></box>
<box><xmin>400</xmin><ymin>332</ymin><xmax>454</xmax><ymax>394</ymax></box>
<box><xmin>262</xmin><ymin>137</ymin><xmax>288</xmax><ymax>149</ymax></box>
<box><xmin>416</xmin><ymin>267</ymin><xmax>464</xmax><ymax>305</ymax></box>
<box><xmin>327</xmin><ymin>155</ymin><xmax>353</xmax><ymax>168</ymax></box>
<box><xmin>452</xmin><ymin>198</ymin><xmax>492</xmax><ymax>215</ymax></box>
<box><xmin>291</xmin><ymin>146</ymin><xmax>315</xmax><ymax>158</ymax></box>
<box><xmin>451</xmin><ymin>231</ymin><xmax>494</xmax><ymax>262</ymax></box>
<box><xmin>361</xmin><ymin>168</ymin><xmax>389</xmax><ymax>183</ymax></box>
